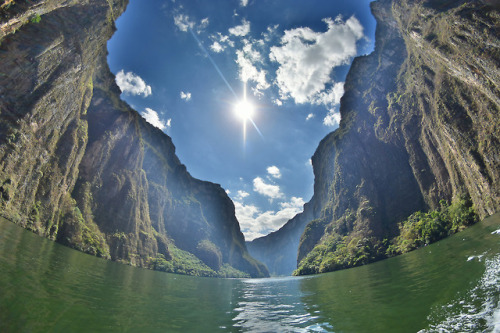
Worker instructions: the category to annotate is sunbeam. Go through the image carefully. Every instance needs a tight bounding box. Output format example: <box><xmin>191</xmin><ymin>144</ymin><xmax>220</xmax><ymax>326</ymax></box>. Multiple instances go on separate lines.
<box><xmin>234</xmin><ymin>82</ymin><xmax>263</xmax><ymax>145</ymax></box>
<box><xmin>188</xmin><ymin>28</ymin><xmax>237</xmax><ymax>98</ymax></box>
<box><xmin>188</xmin><ymin>28</ymin><xmax>262</xmax><ymax>144</ymax></box>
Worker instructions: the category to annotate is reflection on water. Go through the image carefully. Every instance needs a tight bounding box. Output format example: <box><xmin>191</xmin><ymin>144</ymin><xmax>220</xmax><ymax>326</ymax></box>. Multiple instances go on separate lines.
<box><xmin>0</xmin><ymin>218</ymin><xmax>237</xmax><ymax>332</ymax></box>
<box><xmin>0</xmin><ymin>214</ymin><xmax>499</xmax><ymax>332</ymax></box>
<box><xmin>232</xmin><ymin>277</ymin><xmax>332</xmax><ymax>332</ymax></box>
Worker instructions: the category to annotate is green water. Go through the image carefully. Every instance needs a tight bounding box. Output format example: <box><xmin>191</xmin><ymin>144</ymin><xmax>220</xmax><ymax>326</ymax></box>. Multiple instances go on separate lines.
<box><xmin>0</xmin><ymin>215</ymin><xmax>499</xmax><ymax>332</ymax></box>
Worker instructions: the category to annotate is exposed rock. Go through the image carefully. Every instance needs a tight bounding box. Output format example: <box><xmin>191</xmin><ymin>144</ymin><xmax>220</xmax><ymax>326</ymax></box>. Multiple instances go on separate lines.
<box><xmin>0</xmin><ymin>0</ymin><xmax>268</xmax><ymax>278</ymax></box>
<box><xmin>248</xmin><ymin>0</ymin><xmax>499</xmax><ymax>276</ymax></box>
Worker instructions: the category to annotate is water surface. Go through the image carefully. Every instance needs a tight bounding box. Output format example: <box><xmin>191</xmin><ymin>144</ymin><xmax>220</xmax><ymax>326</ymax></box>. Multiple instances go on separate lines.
<box><xmin>0</xmin><ymin>214</ymin><xmax>499</xmax><ymax>332</ymax></box>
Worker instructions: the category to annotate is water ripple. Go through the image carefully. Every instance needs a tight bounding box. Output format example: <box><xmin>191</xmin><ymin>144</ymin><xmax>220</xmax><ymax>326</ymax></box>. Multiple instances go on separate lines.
<box><xmin>231</xmin><ymin>278</ymin><xmax>331</xmax><ymax>332</ymax></box>
<box><xmin>420</xmin><ymin>254</ymin><xmax>500</xmax><ymax>332</ymax></box>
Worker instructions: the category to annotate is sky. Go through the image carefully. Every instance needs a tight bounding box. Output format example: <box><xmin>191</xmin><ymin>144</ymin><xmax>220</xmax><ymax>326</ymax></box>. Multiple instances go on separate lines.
<box><xmin>107</xmin><ymin>0</ymin><xmax>376</xmax><ymax>241</ymax></box>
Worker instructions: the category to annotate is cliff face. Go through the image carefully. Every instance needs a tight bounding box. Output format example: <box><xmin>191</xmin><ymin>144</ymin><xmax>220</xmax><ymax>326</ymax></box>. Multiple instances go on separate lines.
<box><xmin>0</xmin><ymin>0</ymin><xmax>268</xmax><ymax>277</ymax></box>
<box><xmin>249</xmin><ymin>0</ymin><xmax>499</xmax><ymax>276</ymax></box>
<box><xmin>246</xmin><ymin>203</ymin><xmax>317</xmax><ymax>276</ymax></box>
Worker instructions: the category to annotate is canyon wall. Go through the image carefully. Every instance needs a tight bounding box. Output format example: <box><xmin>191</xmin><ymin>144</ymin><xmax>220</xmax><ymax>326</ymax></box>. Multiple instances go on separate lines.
<box><xmin>248</xmin><ymin>0</ymin><xmax>499</xmax><ymax>276</ymax></box>
<box><xmin>0</xmin><ymin>0</ymin><xmax>268</xmax><ymax>277</ymax></box>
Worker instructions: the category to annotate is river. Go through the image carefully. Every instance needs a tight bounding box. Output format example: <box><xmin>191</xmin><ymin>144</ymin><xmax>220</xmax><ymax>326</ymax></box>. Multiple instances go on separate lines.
<box><xmin>0</xmin><ymin>214</ymin><xmax>499</xmax><ymax>332</ymax></box>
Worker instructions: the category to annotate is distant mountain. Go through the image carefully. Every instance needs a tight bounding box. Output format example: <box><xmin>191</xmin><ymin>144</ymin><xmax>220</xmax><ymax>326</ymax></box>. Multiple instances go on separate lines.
<box><xmin>248</xmin><ymin>0</ymin><xmax>499</xmax><ymax>276</ymax></box>
<box><xmin>0</xmin><ymin>0</ymin><xmax>268</xmax><ymax>278</ymax></box>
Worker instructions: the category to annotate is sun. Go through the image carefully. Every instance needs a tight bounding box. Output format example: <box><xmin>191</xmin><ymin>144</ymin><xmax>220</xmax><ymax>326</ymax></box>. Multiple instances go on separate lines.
<box><xmin>232</xmin><ymin>82</ymin><xmax>263</xmax><ymax>144</ymax></box>
<box><xmin>234</xmin><ymin>100</ymin><xmax>255</xmax><ymax>121</ymax></box>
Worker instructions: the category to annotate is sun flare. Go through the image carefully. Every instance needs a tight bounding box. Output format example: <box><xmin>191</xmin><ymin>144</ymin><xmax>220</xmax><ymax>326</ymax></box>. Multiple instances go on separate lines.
<box><xmin>233</xmin><ymin>82</ymin><xmax>263</xmax><ymax>144</ymax></box>
<box><xmin>234</xmin><ymin>100</ymin><xmax>255</xmax><ymax>121</ymax></box>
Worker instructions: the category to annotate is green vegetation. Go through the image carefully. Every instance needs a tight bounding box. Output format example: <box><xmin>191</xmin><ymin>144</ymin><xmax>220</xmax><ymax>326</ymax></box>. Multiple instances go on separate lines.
<box><xmin>27</xmin><ymin>200</ymin><xmax>42</xmax><ymax>231</ymax></box>
<box><xmin>217</xmin><ymin>263</ymin><xmax>251</xmax><ymax>278</ymax></box>
<box><xmin>387</xmin><ymin>194</ymin><xmax>478</xmax><ymax>256</ymax></box>
<box><xmin>77</xmin><ymin>120</ymin><xmax>88</xmax><ymax>143</ymax></box>
<box><xmin>148</xmin><ymin>245</ymin><xmax>249</xmax><ymax>278</ymax></box>
<box><xmin>196</xmin><ymin>239</ymin><xmax>222</xmax><ymax>270</ymax></box>
<box><xmin>295</xmin><ymin>195</ymin><xmax>478</xmax><ymax>275</ymax></box>
<box><xmin>58</xmin><ymin>197</ymin><xmax>110</xmax><ymax>259</ymax></box>
<box><xmin>0</xmin><ymin>0</ymin><xmax>269</xmax><ymax>280</ymax></box>
<box><xmin>294</xmin><ymin>235</ymin><xmax>385</xmax><ymax>275</ymax></box>
<box><xmin>30</xmin><ymin>13</ymin><xmax>41</xmax><ymax>24</ymax></box>
<box><xmin>6</xmin><ymin>129</ymin><xmax>18</xmax><ymax>145</ymax></box>
<box><xmin>0</xmin><ymin>178</ymin><xmax>12</xmax><ymax>203</ymax></box>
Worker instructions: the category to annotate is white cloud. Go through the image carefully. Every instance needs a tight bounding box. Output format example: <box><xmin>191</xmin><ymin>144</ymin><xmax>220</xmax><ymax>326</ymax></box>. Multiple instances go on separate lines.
<box><xmin>226</xmin><ymin>189</ymin><xmax>231</xmax><ymax>194</ymax></box>
<box><xmin>173</xmin><ymin>14</ymin><xmax>194</xmax><ymax>32</ymax></box>
<box><xmin>200</xmin><ymin>17</ymin><xmax>209</xmax><ymax>28</ymax></box>
<box><xmin>115</xmin><ymin>70</ymin><xmax>152</xmax><ymax>97</ymax></box>
<box><xmin>274</xmin><ymin>99</ymin><xmax>283</xmax><ymax>106</ymax></box>
<box><xmin>233</xmin><ymin>201</ymin><xmax>261</xmax><ymax>240</ymax></box>
<box><xmin>321</xmin><ymin>84</ymin><xmax>344</xmax><ymax>125</ymax></box>
<box><xmin>240</xmin><ymin>0</ymin><xmax>249</xmax><ymax>6</ymax></box>
<box><xmin>209</xmin><ymin>33</ymin><xmax>235</xmax><ymax>53</ymax></box>
<box><xmin>237</xmin><ymin>190</ymin><xmax>250</xmax><ymax>199</ymax></box>
<box><xmin>306</xmin><ymin>113</ymin><xmax>314</xmax><ymax>121</ymax></box>
<box><xmin>196</xmin><ymin>17</ymin><xmax>210</xmax><ymax>34</ymax></box>
<box><xmin>269</xmin><ymin>16</ymin><xmax>363</xmax><ymax>106</ymax></box>
<box><xmin>174</xmin><ymin>14</ymin><xmax>208</xmax><ymax>34</ymax></box>
<box><xmin>219</xmin><ymin>34</ymin><xmax>234</xmax><ymax>47</ymax></box>
<box><xmin>323</xmin><ymin>110</ymin><xmax>341</xmax><ymax>126</ymax></box>
<box><xmin>263</xmin><ymin>24</ymin><xmax>279</xmax><ymax>42</ymax></box>
<box><xmin>234</xmin><ymin>196</ymin><xmax>305</xmax><ymax>241</ymax></box>
<box><xmin>141</xmin><ymin>108</ymin><xmax>170</xmax><ymax>130</ymax></box>
<box><xmin>232</xmin><ymin>190</ymin><xmax>250</xmax><ymax>202</ymax></box>
<box><xmin>180</xmin><ymin>91</ymin><xmax>192</xmax><ymax>101</ymax></box>
<box><xmin>210</xmin><ymin>41</ymin><xmax>224</xmax><ymax>53</ymax></box>
<box><xmin>235</xmin><ymin>40</ymin><xmax>270</xmax><ymax>95</ymax></box>
<box><xmin>229</xmin><ymin>18</ymin><xmax>250</xmax><ymax>37</ymax></box>
<box><xmin>253</xmin><ymin>177</ymin><xmax>283</xmax><ymax>199</ymax></box>
<box><xmin>267</xmin><ymin>166</ymin><xmax>281</xmax><ymax>179</ymax></box>
<box><xmin>279</xmin><ymin>196</ymin><xmax>305</xmax><ymax>210</ymax></box>
<box><xmin>314</xmin><ymin>81</ymin><xmax>344</xmax><ymax>106</ymax></box>
<box><xmin>235</xmin><ymin>50</ymin><xmax>270</xmax><ymax>94</ymax></box>
<box><xmin>242</xmin><ymin>40</ymin><xmax>262</xmax><ymax>62</ymax></box>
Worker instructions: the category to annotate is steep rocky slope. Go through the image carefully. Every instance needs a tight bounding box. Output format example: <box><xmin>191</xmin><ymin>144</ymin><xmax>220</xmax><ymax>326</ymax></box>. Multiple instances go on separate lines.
<box><xmin>0</xmin><ymin>0</ymin><xmax>268</xmax><ymax>277</ymax></box>
<box><xmin>248</xmin><ymin>0</ymin><xmax>499</xmax><ymax>276</ymax></box>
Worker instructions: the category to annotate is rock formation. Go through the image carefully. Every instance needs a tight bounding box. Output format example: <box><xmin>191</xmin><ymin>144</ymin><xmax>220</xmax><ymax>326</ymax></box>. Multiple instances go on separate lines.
<box><xmin>248</xmin><ymin>0</ymin><xmax>499</xmax><ymax>276</ymax></box>
<box><xmin>0</xmin><ymin>0</ymin><xmax>268</xmax><ymax>278</ymax></box>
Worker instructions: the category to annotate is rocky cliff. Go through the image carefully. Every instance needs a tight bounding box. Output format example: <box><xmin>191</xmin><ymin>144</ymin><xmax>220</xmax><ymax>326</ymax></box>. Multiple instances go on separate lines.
<box><xmin>0</xmin><ymin>0</ymin><xmax>268</xmax><ymax>278</ymax></box>
<box><xmin>248</xmin><ymin>0</ymin><xmax>499</xmax><ymax>276</ymax></box>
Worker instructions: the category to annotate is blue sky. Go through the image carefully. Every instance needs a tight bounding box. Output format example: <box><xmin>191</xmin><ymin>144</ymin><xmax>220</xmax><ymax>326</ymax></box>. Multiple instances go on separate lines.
<box><xmin>107</xmin><ymin>0</ymin><xmax>376</xmax><ymax>241</ymax></box>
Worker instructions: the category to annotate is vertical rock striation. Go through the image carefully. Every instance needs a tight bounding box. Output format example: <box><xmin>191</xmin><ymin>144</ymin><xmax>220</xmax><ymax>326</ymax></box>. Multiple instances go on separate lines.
<box><xmin>0</xmin><ymin>0</ymin><xmax>268</xmax><ymax>277</ymax></box>
<box><xmin>248</xmin><ymin>0</ymin><xmax>499</xmax><ymax>276</ymax></box>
